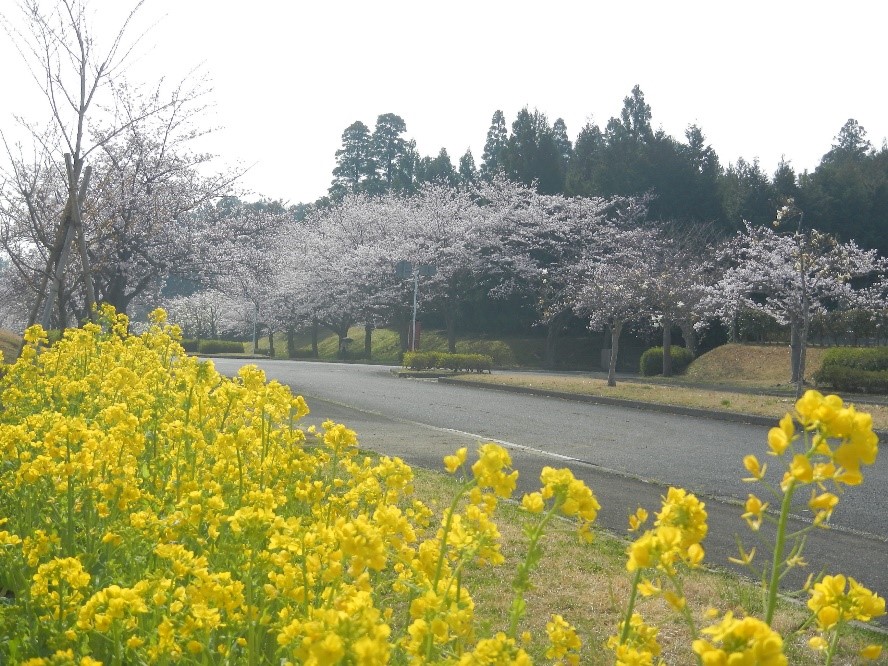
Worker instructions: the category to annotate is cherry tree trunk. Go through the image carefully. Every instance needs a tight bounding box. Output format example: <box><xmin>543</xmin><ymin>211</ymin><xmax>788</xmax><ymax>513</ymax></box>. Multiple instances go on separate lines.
<box><xmin>790</xmin><ymin>322</ymin><xmax>802</xmax><ymax>385</ymax></box>
<box><xmin>364</xmin><ymin>323</ymin><xmax>373</xmax><ymax>359</ymax></box>
<box><xmin>286</xmin><ymin>326</ymin><xmax>295</xmax><ymax>359</ymax></box>
<box><xmin>444</xmin><ymin>306</ymin><xmax>457</xmax><ymax>353</ymax></box>
<box><xmin>311</xmin><ymin>318</ymin><xmax>319</xmax><ymax>358</ymax></box>
<box><xmin>662</xmin><ymin>317</ymin><xmax>673</xmax><ymax>377</ymax></box>
<box><xmin>680</xmin><ymin>323</ymin><xmax>697</xmax><ymax>358</ymax></box>
<box><xmin>608</xmin><ymin>320</ymin><xmax>623</xmax><ymax>387</ymax></box>
<box><xmin>543</xmin><ymin>311</ymin><xmax>567</xmax><ymax>369</ymax></box>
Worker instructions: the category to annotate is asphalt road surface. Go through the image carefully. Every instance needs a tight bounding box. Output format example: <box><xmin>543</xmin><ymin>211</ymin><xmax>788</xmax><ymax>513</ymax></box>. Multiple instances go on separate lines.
<box><xmin>211</xmin><ymin>358</ymin><xmax>888</xmax><ymax>622</ymax></box>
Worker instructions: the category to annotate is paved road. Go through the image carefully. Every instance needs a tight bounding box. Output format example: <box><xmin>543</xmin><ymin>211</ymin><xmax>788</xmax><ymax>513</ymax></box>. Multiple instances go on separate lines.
<box><xmin>211</xmin><ymin>358</ymin><xmax>888</xmax><ymax>620</ymax></box>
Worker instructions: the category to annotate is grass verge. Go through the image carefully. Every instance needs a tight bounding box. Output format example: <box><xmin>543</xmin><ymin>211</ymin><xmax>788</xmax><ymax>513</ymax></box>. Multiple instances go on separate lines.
<box><xmin>0</xmin><ymin>329</ymin><xmax>22</xmax><ymax>363</ymax></box>
<box><xmin>410</xmin><ymin>466</ymin><xmax>887</xmax><ymax>663</ymax></box>
<box><xmin>444</xmin><ymin>373</ymin><xmax>888</xmax><ymax>431</ymax></box>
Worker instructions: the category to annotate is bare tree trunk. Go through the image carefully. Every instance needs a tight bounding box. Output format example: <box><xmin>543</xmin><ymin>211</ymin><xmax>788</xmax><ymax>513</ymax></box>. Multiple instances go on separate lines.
<box><xmin>444</xmin><ymin>304</ymin><xmax>457</xmax><ymax>353</ymax></box>
<box><xmin>336</xmin><ymin>322</ymin><xmax>351</xmax><ymax>359</ymax></box>
<box><xmin>608</xmin><ymin>320</ymin><xmax>623</xmax><ymax>387</ymax></box>
<box><xmin>268</xmin><ymin>329</ymin><xmax>275</xmax><ymax>357</ymax></box>
<box><xmin>286</xmin><ymin>326</ymin><xmax>295</xmax><ymax>359</ymax></box>
<box><xmin>311</xmin><ymin>318</ymin><xmax>319</xmax><ymax>358</ymax></box>
<box><xmin>67</xmin><ymin>157</ymin><xmax>95</xmax><ymax>319</ymax></box>
<box><xmin>364</xmin><ymin>322</ymin><xmax>373</xmax><ymax>359</ymax></box>
<box><xmin>40</xmin><ymin>159</ymin><xmax>93</xmax><ymax>331</ymax></box>
<box><xmin>543</xmin><ymin>311</ymin><xmax>567</xmax><ymax>369</ymax></box>
<box><xmin>789</xmin><ymin>321</ymin><xmax>802</xmax><ymax>385</ymax></box>
<box><xmin>662</xmin><ymin>317</ymin><xmax>673</xmax><ymax>377</ymax></box>
<box><xmin>400</xmin><ymin>323</ymin><xmax>409</xmax><ymax>353</ymax></box>
<box><xmin>680</xmin><ymin>322</ymin><xmax>697</xmax><ymax>358</ymax></box>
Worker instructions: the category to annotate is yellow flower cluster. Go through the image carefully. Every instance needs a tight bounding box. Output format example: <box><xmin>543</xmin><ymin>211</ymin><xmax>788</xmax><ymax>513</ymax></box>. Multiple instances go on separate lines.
<box><xmin>692</xmin><ymin>612</ymin><xmax>787</xmax><ymax>665</ymax></box>
<box><xmin>1</xmin><ymin>307</ymin><xmax>601</xmax><ymax>664</ymax></box>
<box><xmin>606</xmin><ymin>613</ymin><xmax>662</xmax><ymax>666</ymax></box>
<box><xmin>762</xmin><ymin>390</ymin><xmax>879</xmax><ymax>489</ymax></box>
<box><xmin>807</xmin><ymin>574</ymin><xmax>886</xmax><ymax>631</ymax></box>
<box><xmin>626</xmin><ymin>488</ymin><xmax>707</xmax><ymax>575</ymax></box>
<box><xmin>544</xmin><ymin>614</ymin><xmax>582</xmax><ymax>665</ymax></box>
<box><xmin>521</xmin><ymin>466</ymin><xmax>600</xmax><ymax>542</ymax></box>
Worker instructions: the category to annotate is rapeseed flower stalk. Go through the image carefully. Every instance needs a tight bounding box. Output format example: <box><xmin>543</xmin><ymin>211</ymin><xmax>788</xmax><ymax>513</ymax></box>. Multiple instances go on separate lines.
<box><xmin>612</xmin><ymin>487</ymin><xmax>707</xmax><ymax>664</ymax></box>
<box><xmin>737</xmin><ymin>389</ymin><xmax>880</xmax><ymax>632</ymax></box>
<box><xmin>0</xmin><ymin>308</ymin><xmax>537</xmax><ymax>664</ymax></box>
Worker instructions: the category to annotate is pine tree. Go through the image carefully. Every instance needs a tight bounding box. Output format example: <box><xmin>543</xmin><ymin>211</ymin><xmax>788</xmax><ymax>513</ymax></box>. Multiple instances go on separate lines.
<box><xmin>458</xmin><ymin>148</ymin><xmax>478</xmax><ymax>185</ymax></box>
<box><xmin>330</xmin><ymin>121</ymin><xmax>374</xmax><ymax>197</ymax></box>
<box><xmin>371</xmin><ymin>113</ymin><xmax>408</xmax><ymax>193</ymax></box>
<box><xmin>480</xmin><ymin>110</ymin><xmax>508</xmax><ymax>180</ymax></box>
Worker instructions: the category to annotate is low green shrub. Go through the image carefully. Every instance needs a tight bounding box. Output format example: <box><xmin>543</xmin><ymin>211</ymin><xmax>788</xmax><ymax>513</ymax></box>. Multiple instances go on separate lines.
<box><xmin>817</xmin><ymin>346</ymin><xmax>888</xmax><ymax>372</ymax></box>
<box><xmin>200</xmin><ymin>340</ymin><xmax>246</xmax><ymax>354</ymax></box>
<box><xmin>814</xmin><ymin>365</ymin><xmax>888</xmax><ymax>394</ymax></box>
<box><xmin>403</xmin><ymin>351</ymin><xmax>493</xmax><ymax>373</ymax></box>
<box><xmin>181</xmin><ymin>338</ymin><xmax>199</xmax><ymax>352</ymax></box>
<box><xmin>639</xmin><ymin>346</ymin><xmax>694</xmax><ymax>376</ymax></box>
<box><xmin>289</xmin><ymin>348</ymin><xmax>318</xmax><ymax>359</ymax></box>
<box><xmin>814</xmin><ymin>347</ymin><xmax>888</xmax><ymax>393</ymax></box>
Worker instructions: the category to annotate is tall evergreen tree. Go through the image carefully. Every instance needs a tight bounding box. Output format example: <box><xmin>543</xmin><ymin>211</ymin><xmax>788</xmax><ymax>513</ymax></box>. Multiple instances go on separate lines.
<box><xmin>619</xmin><ymin>84</ymin><xmax>654</xmax><ymax>143</ymax></box>
<box><xmin>480</xmin><ymin>110</ymin><xmax>508</xmax><ymax>180</ymax></box>
<box><xmin>800</xmin><ymin>121</ymin><xmax>888</xmax><ymax>253</ymax></box>
<box><xmin>772</xmin><ymin>157</ymin><xmax>799</xmax><ymax>203</ymax></box>
<box><xmin>720</xmin><ymin>158</ymin><xmax>774</xmax><ymax>228</ymax></box>
<box><xmin>370</xmin><ymin>113</ymin><xmax>408</xmax><ymax>193</ymax></box>
<box><xmin>458</xmin><ymin>148</ymin><xmax>478</xmax><ymax>184</ymax></box>
<box><xmin>552</xmin><ymin>118</ymin><xmax>572</xmax><ymax>169</ymax></box>
<box><xmin>502</xmin><ymin>107</ymin><xmax>565</xmax><ymax>194</ymax></box>
<box><xmin>565</xmin><ymin>121</ymin><xmax>604</xmax><ymax>196</ymax></box>
<box><xmin>329</xmin><ymin>121</ymin><xmax>374</xmax><ymax>197</ymax></box>
<box><xmin>823</xmin><ymin>118</ymin><xmax>872</xmax><ymax>163</ymax></box>
<box><xmin>422</xmin><ymin>147</ymin><xmax>458</xmax><ymax>185</ymax></box>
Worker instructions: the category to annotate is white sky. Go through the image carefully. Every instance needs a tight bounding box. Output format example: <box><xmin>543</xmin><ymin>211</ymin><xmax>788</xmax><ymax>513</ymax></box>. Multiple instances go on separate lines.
<box><xmin>2</xmin><ymin>0</ymin><xmax>887</xmax><ymax>205</ymax></box>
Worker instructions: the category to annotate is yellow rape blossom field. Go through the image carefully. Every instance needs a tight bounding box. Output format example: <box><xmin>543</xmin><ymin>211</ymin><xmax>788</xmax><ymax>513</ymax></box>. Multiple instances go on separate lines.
<box><xmin>0</xmin><ymin>307</ymin><xmax>884</xmax><ymax>665</ymax></box>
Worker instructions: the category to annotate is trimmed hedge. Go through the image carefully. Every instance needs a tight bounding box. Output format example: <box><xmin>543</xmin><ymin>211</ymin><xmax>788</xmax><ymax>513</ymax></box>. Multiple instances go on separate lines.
<box><xmin>182</xmin><ymin>339</ymin><xmax>246</xmax><ymax>354</ymax></box>
<box><xmin>403</xmin><ymin>351</ymin><xmax>493</xmax><ymax>373</ymax></box>
<box><xmin>817</xmin><ymin>346</ymin><xmax>888</xmax><ymax>372</ymax></box>
<box><xmin>814</xmin><ymin>347</ymin><xmax>888</xmax><ymax>394</ymax></box>
<box><xmin>639</xmin><ymin>346</ymin><xmax>694</xmax><ymax>376</ymax></box>
<box><xmin>203</xmin><ymin>340</ymin><xmax>246</xmax><ymax>354</ymax></box>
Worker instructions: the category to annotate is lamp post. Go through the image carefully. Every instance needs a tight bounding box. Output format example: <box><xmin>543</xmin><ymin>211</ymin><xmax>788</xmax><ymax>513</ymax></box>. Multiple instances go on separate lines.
<box><xmin>395</xmin><ymin>260</ymin><xmax>436</xmax><ymax>351</ymax></box>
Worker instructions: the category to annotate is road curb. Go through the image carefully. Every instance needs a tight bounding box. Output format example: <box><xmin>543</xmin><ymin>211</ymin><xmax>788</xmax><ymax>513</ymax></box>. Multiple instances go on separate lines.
<box><xmin>437</xmin><ymin>377</ymin><xmax>888</xmax><ymax>438</ymax></box>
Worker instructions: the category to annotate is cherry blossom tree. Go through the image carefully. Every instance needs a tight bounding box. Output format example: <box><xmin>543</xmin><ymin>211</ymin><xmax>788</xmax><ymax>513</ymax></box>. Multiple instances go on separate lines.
<box><xmin>1</xmin><ymin>0</ymin><xmax>214</xmax><ymax>328</ymax></box>
<box><xmin>276</xmin><ymin>193</ymin><xmax>403</xmax><ymax>357</ymax></box>
<box><xmin>642</xmin><ymin>222</ymin><xmax>719</xmax><ymax>374</ymax></box>
<box><xmin>399</xmin><ymin>183</ymin><xmax>486</xmax><ymax>353</ymax></box>
<box><xmin>209</xmin><ymin>199</ymin><xmax>295</xmax><ymax>354</ymax></box>
<box><xmin>571</xmin><ymin>226</ymin><xmax>658</xmax><ymax>386</ymax></box>
<box><xmin>476</xmin><ymin>175</ymin><xmax>646</xmax><ymax>367</ymax></box>
<box><xmin>708</xmin><ymin>204</ymin><xmax>885</xmax><ymax>392</ymax></box>
<box><xmin>161</xmin><ymin>288</ymin><xmax>244</xmax><ymax>341</ymax></box>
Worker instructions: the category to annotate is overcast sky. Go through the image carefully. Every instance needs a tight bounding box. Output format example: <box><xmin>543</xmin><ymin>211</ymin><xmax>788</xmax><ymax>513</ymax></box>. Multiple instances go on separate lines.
<box><xmin>2</xmin><ymin>0</ymin><xmax>886</xmax><ymax>205</ymax></box>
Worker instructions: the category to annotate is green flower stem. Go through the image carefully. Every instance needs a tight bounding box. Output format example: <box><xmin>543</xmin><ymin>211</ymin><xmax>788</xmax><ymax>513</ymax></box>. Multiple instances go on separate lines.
<box><xmin>619</xmin><ymin>569</ymin><xmax>643</xmax><ymax>644</ymax></box>
<box><xmin>824</xmin><ymin>624</ymin><xmax>842</xmax><ymax>666</ymax></box>
<box><xmin>667</xmin><ymin>573</ymin><xmax>702</xmax><ymax>666</ymax></box>
<box><xmin>426</xmin><ymin>479</ymin><xmax>474</xmax><ymax>661</ymax></box>
<box><xmin>432</xmin><ymin>480</ymin><xmax>474</xmax><ymax>589</ymax></box>
<box><xmin>765</xmin><ymin>477</ymin><xmax>796</xmax><ymax>625</ymax></box>
<box><xmin>507</xmin><ymin>502</ymin><xmax>558</xmax><ymax>638</ymax></box>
